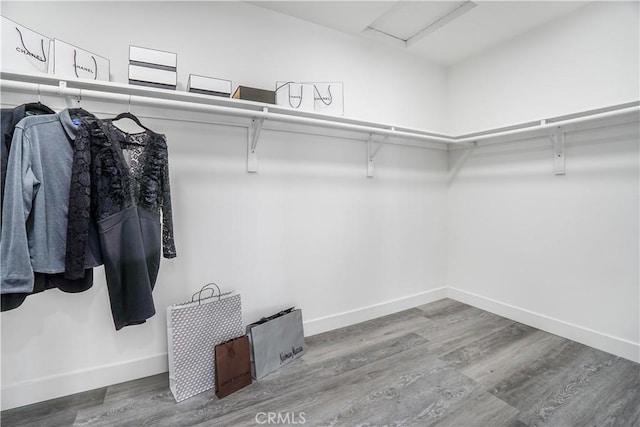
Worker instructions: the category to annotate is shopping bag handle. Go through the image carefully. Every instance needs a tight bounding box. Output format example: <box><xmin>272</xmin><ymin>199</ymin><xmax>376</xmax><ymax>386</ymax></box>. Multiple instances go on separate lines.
<box><xmin>15</xmin><ymin>27</ymin><xmax>47</xmax><ymax>63</ymax></box>
<box><xmin>254</xmin><ymin>307</ymin><xmax>295</xmax><ymax>325</ymax></box>
<box><xmin>225</xmin><ymin>338</ymin><xmax>236</xmax><ymax>357</ymax></box>
<box><xmin>73</xmin><ymin>49</ymin><xmax>98</xmax><ymax>80</ymax></box>
<box><xmin>274</xmin><ymin>82</ymin><xmax>304</xmax><ymax>109</ymax></box>
<box><xmin>275</xmin><ymin>81</ymin><xmax>294</xmax><ymax>92</ymax></box>
<box><xmin>191</xmin><ymin>282</ymin><xmax>222</xmax><ymax>304</ymax></box>
<box><xmin>288</xmin><ymin>84</ymin><xmax>303</xmax><ymax>109</ymax></box>
<box><xmin>313</xmin><ymin>84</ymin><xmax>333</xmax><ymax>106</ymax></box>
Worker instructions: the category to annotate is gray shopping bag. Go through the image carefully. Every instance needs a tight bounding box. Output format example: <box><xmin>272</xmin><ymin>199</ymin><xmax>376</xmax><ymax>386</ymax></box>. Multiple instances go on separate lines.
<box><xmin>167</xmin><ymin>284</ymin><xmax>243</xmax><ymax>402</ymax></box>
<box><xmin>246</xmin><ymin>308</ymin><xmax>305</xmax><ymax>380</ymax></box>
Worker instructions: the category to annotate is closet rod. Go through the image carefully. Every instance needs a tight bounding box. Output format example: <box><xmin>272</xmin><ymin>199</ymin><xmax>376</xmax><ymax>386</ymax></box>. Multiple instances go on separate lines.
<box><xmin>2</xmin><ymin>78</ymin><xmax>637</xmax><ymax>146</ymax></box>
<box><xmin>455</xmin><ymin>103</ymin><xmax>640</xmax><ymax>144</ymax></box>
<box><xmin>0</xmin><ymin>79</ymin><xmax>455</xmax><ymax>145</ymax></box>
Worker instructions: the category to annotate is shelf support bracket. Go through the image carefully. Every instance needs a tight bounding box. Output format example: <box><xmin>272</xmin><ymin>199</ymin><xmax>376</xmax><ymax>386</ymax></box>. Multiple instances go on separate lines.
<box><xmin>367</xmin><ymin>129</ymin><xmax>391</xmax><ymax>178</ymax></box>
<box><xmin>247</xmin><ymin>108</ymin><xmax>267</xmax><ymax>173</ymax></box>
<box><xmin>547</xmin><ymin>125</ymin><xmax>565</xmax><ymax>175</ymax></box>
<box><xmin>59</xmin><ymin>80</ymin><xmax>78</xmax><ymax>108</ymax></box>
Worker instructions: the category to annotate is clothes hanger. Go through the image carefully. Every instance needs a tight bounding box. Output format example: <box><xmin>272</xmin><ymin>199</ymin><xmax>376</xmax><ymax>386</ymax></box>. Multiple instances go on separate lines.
<box><xmin>23</xmin><ymin>84</ymin><xmax>55</xmax><ymax>115</ymax></box>
<box><xmin>110</xmin><ymin>96</ymin><xmax>154</xmax><ymax>133</ymax></box>
<box><xmin>68</xmin><ymin>92</ymin><xmax>96</xmax><ymax>120</ymax></box>
<box><xmin>24</xmin><ymin>102</ymin><xmax>55</xmax><ymax>115</ymax></box>
<box><xmin>111</xmin><ymin>112</ymin><xmax>153</xmax><ymax>132</ymax></box>
<box><xmin>68</xmin><ymin>107</ymin><xmax>96</xmax><ymax>119</ymax></box>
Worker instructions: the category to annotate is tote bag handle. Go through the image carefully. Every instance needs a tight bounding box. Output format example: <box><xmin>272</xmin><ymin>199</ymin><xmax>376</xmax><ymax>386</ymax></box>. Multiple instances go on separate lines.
<box><xmin>15</xmin><ymin>27</ymin><xmax>47</xmax><ymax>62</ymax></box>
<box><xmin>191</xmin><ymin>282</ymin><xmax>223</xmax><ymax>304</ymax></box>
<box><xmin>275</xmin><ymin>81</ymin><xmax>304</xmax><ymax>109</ymax></box>
<box><xmin>313</xmin><ymin>84</ymin><xmax>333</xmax><ymax>106</ymax></box>
<box><xmin>73</xmin><ymin>49</ymin><xmax>98</xmax><ymax>80</ymax></box>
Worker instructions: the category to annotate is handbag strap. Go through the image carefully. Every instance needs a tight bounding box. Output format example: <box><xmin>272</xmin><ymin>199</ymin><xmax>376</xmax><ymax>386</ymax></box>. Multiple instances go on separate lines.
<box><xmin>191</xmin><ymin>282</ymin><xmax>223</xmax><ymax>304</ymax></box>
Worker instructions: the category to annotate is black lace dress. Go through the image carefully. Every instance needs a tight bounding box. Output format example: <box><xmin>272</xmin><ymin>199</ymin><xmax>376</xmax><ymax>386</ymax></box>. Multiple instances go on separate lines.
<box><xmin>66</xmin><ymin>118</ymin><xmax>176</xmax><ymax>330</ymax></box>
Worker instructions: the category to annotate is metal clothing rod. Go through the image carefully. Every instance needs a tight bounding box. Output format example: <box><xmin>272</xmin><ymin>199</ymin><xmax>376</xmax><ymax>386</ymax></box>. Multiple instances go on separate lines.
<box><xmin>455</xmin><ymin>104</ymin><xmax>640</xmax><ymax>144</ymax></box>
<box><xmin>0</xmin><ymin>79</ymin><xmax>455</xmax><ymax>145</ymax></box>
<box><xmin>1</xmin><ymin>77</ymin><xmax>638</xmax><ymax>146</ymax></box>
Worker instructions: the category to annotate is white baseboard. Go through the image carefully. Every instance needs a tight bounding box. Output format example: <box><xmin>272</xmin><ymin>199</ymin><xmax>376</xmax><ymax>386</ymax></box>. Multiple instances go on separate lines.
<box><xmin>1</xmin><ymin>353</ymin><xmax>168</xmax><ymax>411</ymax></box>
<box><xmin>446</xmin><ymin>287</ymin><xmax>640</xmax><ymax>363</ymax></box>
<box><xmin>1</xmin><ymin>288</ymin><xmax>447</xmax><ymax>411</ymax></box>
<box><xmin>303</xmin><ymin>287</ymin><xmax>448</xmax><ymax>337</ymax></box>
<box><xmin>3</xmin><ymin>286</ymin><xmax>636</xmax><ymax>411</ymax></box>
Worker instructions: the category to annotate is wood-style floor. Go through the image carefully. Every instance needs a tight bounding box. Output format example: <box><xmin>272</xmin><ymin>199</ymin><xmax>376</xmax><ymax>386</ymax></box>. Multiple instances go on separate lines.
<box><xmin>2</xmin><ymin>299</ymin><xmax>639</xmax><ymax>426</ymax></box>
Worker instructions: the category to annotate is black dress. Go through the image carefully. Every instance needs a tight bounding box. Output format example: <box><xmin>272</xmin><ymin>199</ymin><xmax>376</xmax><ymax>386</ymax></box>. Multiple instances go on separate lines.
<box><xmin>66</xmin><ymin>118</ymin><xmax>176</xmax><ymax>329</ymax></box>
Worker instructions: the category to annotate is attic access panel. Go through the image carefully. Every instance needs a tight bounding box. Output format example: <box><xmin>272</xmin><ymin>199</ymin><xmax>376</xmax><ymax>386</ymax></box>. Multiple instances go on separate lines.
<box><xmin>364</xmin><ymin>1</ymin><xmax>476</xmax><ymax>47</ymax></box>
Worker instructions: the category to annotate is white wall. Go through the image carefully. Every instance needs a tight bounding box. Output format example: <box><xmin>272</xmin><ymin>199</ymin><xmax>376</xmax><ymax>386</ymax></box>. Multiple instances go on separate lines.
<box><xmin>445</xmin><ymin>0</ymin><xmax>640</xmax><ymax>362</ymax></box>
<box><xmin>0</xmin><ymin>1</ymin><xmax>449</xmax><ymax>410</ymax></box>
<box><xmin>446</xmin><ymin>120</ymin><xmax>639</xmax><ymax>361</ymax></box>
<box><xmin>446</xmin><ymin>1</ymin><xmax>640</xmax><ymax>135</ymax></box>
<box><xmin>0</xmin><ymin>1</ymin><xmax>447</xmax><ymax>132</ymax></box>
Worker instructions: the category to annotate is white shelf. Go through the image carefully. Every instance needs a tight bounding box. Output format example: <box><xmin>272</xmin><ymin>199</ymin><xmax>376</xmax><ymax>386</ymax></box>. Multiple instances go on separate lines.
<box><xmin>1</xmin><ymin>70</ymin><xmax>638</xmax><ymax>175</ymax></box>
<box><xmin>0</xmin><ymin>70</ymin><xmax>452</xmax><ymax>145</ymax></box>
<box><xmin>2</xmin><ymin>70</ymin><xmax>638</xmax><ymax>145</ymax></box>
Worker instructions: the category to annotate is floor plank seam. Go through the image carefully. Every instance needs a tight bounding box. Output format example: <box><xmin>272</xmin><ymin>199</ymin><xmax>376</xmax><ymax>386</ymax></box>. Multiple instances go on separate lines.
<box><xmin>3</xmin><ymin>299</ymin><xmax>639</xmax><ymax>427</ymax></box>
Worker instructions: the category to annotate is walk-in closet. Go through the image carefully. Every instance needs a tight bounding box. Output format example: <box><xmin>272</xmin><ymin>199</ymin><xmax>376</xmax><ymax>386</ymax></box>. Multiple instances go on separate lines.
<box><xmin>1</xmin><ymin>1</ymin><xmax>638</xmax><ymax>426</ymax></box>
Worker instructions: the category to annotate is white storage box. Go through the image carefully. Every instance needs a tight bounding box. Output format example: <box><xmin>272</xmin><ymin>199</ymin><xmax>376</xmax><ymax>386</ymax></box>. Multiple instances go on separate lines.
<box><xmin>129</xmin><ymin>45</ymin><xmax>177</xmax><ymax>70</ymax></box>
<box><xmin>187</xmin><ymin>74</ymin><xmax>232</xmax><ymax>97</ymax></box>
<box><xmin>53</xmin><ymin>39</ymin><xmax>110</xmax><ymax>81</ymax></box>
<box><xmin>1</xmin><ymin>16</ymin><xmax>51</xmax><ymax>74</ymax></box>
<box><xmin>129</xmin><ymin>64</ymin><xmax>177</xmax><ymax>89</ymax></box>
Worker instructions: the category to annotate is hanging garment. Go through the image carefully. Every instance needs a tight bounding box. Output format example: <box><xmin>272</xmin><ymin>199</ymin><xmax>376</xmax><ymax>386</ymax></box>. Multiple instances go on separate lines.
<box><xmin>66</xmin><ymin>117</ymin><xmax>176</xmax><ymax>330</ymax></box>
<box><xmin>1</xmin><ymin>109</ymin><xmax>102</xmax><ymax>296</ymax></box>
<box><xmin>1</xmin><ymin>105</ymin><xmax>95</xmax><ymax>311</ymax></box>
<box><xmin>1</xmin><ymin>103</ymin><xmax>55</xmax><ymax>209</ymax></box>
<box><xmin>0</xmin><ymin>271</ymin><xmax>94</xmax><ymax>312</ymax></box>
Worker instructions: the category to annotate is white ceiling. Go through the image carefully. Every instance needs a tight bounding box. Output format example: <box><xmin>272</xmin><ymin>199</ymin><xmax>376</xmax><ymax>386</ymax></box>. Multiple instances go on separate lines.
<box><xmin>248</xmin><ymin>1</ymin><xmax>591</xmax><ymax>66</ymax></box>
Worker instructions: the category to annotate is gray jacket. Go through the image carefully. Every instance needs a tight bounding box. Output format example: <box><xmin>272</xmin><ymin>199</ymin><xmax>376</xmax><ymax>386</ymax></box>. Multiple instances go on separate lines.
<box><xmin>1</xmin><ymin>109</ymin><xmax>102</xmax><ymax>294</ymax></box>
